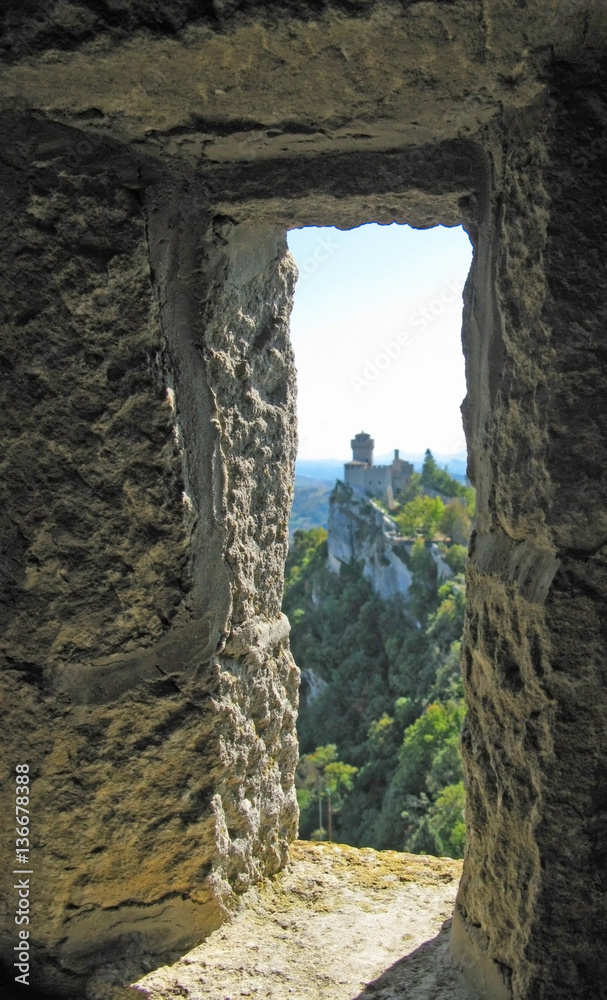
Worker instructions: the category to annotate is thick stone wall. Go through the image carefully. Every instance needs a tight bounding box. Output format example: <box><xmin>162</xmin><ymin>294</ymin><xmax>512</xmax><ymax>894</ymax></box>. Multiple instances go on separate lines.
<box><xmin>452</xmin><ymin>74</ymin><xmax>607</xmax><ymax>1000</ymax></box>
<box><xmin>1</xmin><ymin>3</ymin><xmax>607</xmax><ymax>998</ymax></box>
<box><xmin>0</xmin><ymin>121</ymin><xmax>298</xmax><ymax>995</ymax></box>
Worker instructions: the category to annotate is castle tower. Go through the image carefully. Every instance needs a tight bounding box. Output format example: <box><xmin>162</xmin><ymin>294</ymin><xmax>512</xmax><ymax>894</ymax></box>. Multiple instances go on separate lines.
<box><xmin>351</xmin><ymin>431</ymin><xmax>374</xmax><ymax>466</ymax></box>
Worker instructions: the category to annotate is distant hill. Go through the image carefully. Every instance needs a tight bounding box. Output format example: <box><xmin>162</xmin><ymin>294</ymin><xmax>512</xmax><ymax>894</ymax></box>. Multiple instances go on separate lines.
<box><xmin>296</xmin><ymin>451</ymin><xmax>469</xmax><ymax>486</ymax></box>
<box><xmin>443</xmin><ymin>459</ymin><xmax>468</xmax><ymax>482</ymax></box>
<box><xmin>290</xmin><ymin>476</ymin><xmax>333</xmax><ymax>536</ymax></box>
<box><xmin>294</xmin><ymin>475</ymin><xmax>334</xmax><ymax>490</ymax></box>
<box><xmin>295</xmin><ymin>459</ymin><xmax>344</xmax><ymax>483</ymax></box>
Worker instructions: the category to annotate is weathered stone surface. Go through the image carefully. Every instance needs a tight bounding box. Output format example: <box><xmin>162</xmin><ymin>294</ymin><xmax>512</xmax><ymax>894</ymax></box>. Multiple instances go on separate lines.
<box><xmin>136</xmin><ymin>840</ymin><xmax>470</xmax><ymax>1000</ymax></box>
<box><xmin>0</xmin><ymin>119</ymin><xmax>299</xmax><ymax>995</ymax></box>
<box><xmin>1</xmin><ymin>3</ymin><xmax>607</xmax><ymax>998</ymax></box>
<box><xmin>453</xmin><ymin>75</ymin><xmax>607</xmax><ymax>1000</ymax></box>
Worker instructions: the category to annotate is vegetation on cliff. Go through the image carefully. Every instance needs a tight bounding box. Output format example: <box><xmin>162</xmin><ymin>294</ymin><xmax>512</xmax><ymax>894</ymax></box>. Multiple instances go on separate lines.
<box><xmin>283</xmin><ymin>451</ymin><xmax>473</xmax><ymax>858</ymax></box>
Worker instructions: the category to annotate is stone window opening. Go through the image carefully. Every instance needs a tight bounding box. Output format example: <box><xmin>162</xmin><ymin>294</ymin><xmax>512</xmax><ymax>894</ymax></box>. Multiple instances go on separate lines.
<box><xmin>284</xmin><ymin>218</ymin><xmax>473</xmax><ymax>862</ymax></box>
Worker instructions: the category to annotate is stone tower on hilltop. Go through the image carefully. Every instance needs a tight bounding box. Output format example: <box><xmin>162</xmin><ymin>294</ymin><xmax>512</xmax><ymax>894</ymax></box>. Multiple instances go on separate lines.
<box><xmin>351</xmin><ymin>430</ymin><xmax>374</xmax><ymax>465</ymax></box>
<box><xmin>344</xmin><ymin>431</ymin><xmax>413</xmax><ymax>508</ymax></box>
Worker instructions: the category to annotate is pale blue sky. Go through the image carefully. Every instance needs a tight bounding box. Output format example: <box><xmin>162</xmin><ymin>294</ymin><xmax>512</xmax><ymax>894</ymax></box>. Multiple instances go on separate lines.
<box><xmin>286</xmin><ymin>223</ymin><xmax>473</xmax><ymax>461</ymax></box>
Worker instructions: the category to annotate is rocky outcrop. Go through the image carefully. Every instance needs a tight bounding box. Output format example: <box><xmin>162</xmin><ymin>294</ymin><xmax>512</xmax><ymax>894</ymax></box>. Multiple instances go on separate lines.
<box><xmin>1</xmin><ymin>3</ymin><xmax>607</xmax><ymax>999</ymax></box>
<box><xmin>300</xmin><ymin>666</ymin><xmax>328</xmax><ymax>705</ymax></box>
<box><xmin>327</xmin><ymin>482</ymin><xmax>414</xmax><ymax>602</ymax></box>
<box><xmin>430</xmin><ymin>544</ymin><xmax>454</xmax><ymax>584</ymax></box>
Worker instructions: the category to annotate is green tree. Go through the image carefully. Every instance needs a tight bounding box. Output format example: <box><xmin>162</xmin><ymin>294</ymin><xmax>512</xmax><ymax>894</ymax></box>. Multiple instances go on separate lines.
<box><xmin>393</xmin><ymin>699</ymin><xmax>466</xmax><ymax>856</ymax></box>
<box><xmin>440</xmin><ymin>499</ymin><xmax>473</xmax><ymax>545</ymax></box>
<box><xmin>407</xmin><ymin>538</ymin><xmax>439</xmax><ymax>622</ymax></box>
<box><xmin>426</xmin><ymin>781</ymin><xmax>466</xmax><ymax>858</ymax></box>
<box><xmin>421</xmin><ymin>448</ymin><xmax>440</xmax><ymax>485</ymax></box>
<box><xmin>442</xmin><ymin>543</ymin><xmax>468</xmax><ymax>575</ymax></box>
<box><xmin>298</xmin><ymin>744</ymin><xmax>358</xmax><ymax>841</ymax></box>
<box><xmin>399</xmin><ymin>470</ymin><xmax>423</xmax><ymax>502</ymax></box>
<box><xmin>429</xmin><ymin>640</ymin><xmax>464</xmax><ymax>702</ymax></box>
<box><xmin>420</xmin><ymin>449</ymin><xmax>473</xmax><ymax>502</ymax></box>
<box><xmin>285</xmin><ymin>527</ymin><xmax>328</xmax><ymax>585</ymax></box>
<box><xmin>426</xmin><ymin>577</ymin><xmax>466</xmax><ymax>651</ymax></box>
<box><xmin>394</xmin><ymin>495</ymin><xmax>445</xmax><ymax>538</ymax></box>
<box><xmin>397</xmin><ymin>702</ymin><xmax>464</xmax><ymax>794</ymax></box>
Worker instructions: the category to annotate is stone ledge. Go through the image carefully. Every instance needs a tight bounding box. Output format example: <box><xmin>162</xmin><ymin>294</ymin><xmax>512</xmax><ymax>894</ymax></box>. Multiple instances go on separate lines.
<box><xmin>135</xmin><ymin>841</ymin><xmax>477</xmax><ymax>1000</ymax></box>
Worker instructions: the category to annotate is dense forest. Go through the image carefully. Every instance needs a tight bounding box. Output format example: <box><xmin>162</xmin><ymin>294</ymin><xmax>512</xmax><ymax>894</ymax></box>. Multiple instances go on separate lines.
<box><xmin>283</xmin><ymin>450</ymin><xmax>474</xmax><ymax>859</ymax></box>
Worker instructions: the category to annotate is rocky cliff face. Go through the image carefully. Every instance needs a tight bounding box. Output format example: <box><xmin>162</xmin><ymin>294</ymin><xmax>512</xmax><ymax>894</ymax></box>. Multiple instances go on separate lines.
<box><xmin>327</xmin><ymin>482</ymin><xmax>453</xmax><ymax>604</ymax></box>
<box><xmin>327</xmin><ymin>482</ymin><xmax>414</xmax><ymax>602</ymax></box>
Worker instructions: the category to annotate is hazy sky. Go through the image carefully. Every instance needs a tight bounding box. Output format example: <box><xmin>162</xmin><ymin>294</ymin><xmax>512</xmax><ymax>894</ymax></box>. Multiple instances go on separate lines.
<box><xmin>286</xmin><ymin>223</ymin><xmax>473</xmax><ymax>461</ymax></box>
